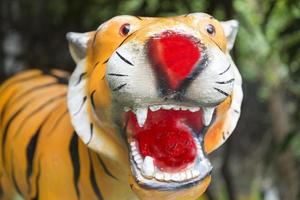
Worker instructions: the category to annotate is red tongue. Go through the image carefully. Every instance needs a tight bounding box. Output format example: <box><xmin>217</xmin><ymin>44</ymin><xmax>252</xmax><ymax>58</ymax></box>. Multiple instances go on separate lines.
<box><xmin>127</xmin><ymin>109</ymin><xmax>203</xmax><ymax>172</ymax></box>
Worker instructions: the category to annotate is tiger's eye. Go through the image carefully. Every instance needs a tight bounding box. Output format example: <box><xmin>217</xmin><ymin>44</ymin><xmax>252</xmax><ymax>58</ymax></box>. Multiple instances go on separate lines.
<box><xmin>120</xmin><ymin>23</ymin><xmax>130</xmax><ymax>36</ymax></box>
<box><xmin>206</xmin><ymin>24</ymin><xmax>216</xmax><ymax>36</ymax></box>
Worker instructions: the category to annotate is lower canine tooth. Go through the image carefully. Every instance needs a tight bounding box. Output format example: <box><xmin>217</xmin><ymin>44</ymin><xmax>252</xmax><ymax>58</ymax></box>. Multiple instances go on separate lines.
<box><xmin>202</xmin><ymin>107</ymin><xmax>215</xmax><ymax>126</ymax></box>
<box><xmin>141</xmin><ymin>156</ymin><xmax>155</xmax><ymax>178</ymax></box>
<box><xmin>135</xmin><ymin>108</ymin><xmax>148</xmax><ymax>127</ymax></box>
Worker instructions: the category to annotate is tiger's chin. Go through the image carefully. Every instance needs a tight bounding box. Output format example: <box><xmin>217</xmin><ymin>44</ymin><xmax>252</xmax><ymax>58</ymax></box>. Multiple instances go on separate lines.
<box><xmin>123</xmin><ymin>103</ymin><xmax>214</xmax><ymax>191</ymax></box>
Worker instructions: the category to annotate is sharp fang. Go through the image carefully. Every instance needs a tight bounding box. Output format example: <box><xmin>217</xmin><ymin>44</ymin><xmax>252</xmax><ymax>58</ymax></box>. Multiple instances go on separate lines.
<box><xmin>202</xmin><ymin>107</ymin><xmax>215</xmax><ymax>126</ymax></box>
<box><xmin>141</xmin><ymin>156</ymin><xmax>155</xmax><ymax>178</ymax></box>
<box><xmin>135</xmin><ymin>107</ymin><xmax>148</xmax><ymax>127</ymax></box>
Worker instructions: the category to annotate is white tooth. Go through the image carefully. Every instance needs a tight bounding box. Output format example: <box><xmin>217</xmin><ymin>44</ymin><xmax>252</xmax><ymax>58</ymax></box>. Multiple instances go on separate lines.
<box><xmin>132</xmin><ymin>150</ymin><xmax>138</xmax><ymax>156</ymax></box>
<box><xmin>149</xmin><ymin>105</ymin><xmax>161</xmax><ymax>111</ymax></box>
<box><xmin>164</xmin><ymin>173</ymin><xmax>171</xmax><ymax>181</ymax></box>
<box><xmin>192</xmin><ymin>170</ymin><xmax>200</xmax><ymax>178</ymax></box>
<box><xmin>171</xmin><ymin>173</ymin><xmax>181</xmax><ymax>181</ymax></box>
<box><xmin>135</xmin><ymin>107</ymin><xmax>148</xmax><ymax>127</ymax></box>
<box><xmin>134</xmin><ymin>154</ymin><xmax>143</xmax><ymax>164</ymax></box>
<box><xmin>188</xmin><ymin>107</ymin><xmax>200</xmax><ymax>112</ymax></box>
<box><xmin>130</xmin><ymin>141</ymin><xmax>136</xmax><ymax>147</ymax></box>
<box><xmin>155</xmin><ymin>173</ymin><xmax>164</xmax><ymax>180</ymax></box>
<box><xmin>186</xmin><ymin>170</ymin><xmax>192</xmax><ymax>179</ymax></box>
<box><xmin>173</xmin><ymin>106</ymin><xmax>180</xmax><ymax>110</ymax></box>
<box><xmin>181</xmin><ymin>106</ymin><xmax>188</xmax><ymax>111</ymax></box>
<box><xmin>180</xmin><ymin>172</ymin><xmax>186</xmax><ymax>181</ymax></box>
<box><xmin>162</xmin><ymin>105</ymin><xmax>172</xmax><ymax>110</ymax></box>
<box><xmin>124</xmin><ymin>107</ymin><xmax>131</xmax><ymax>112</ymax></box>
<box><xmin>202</xmin><ymin>107</ymin><xmax>215</xmax><ymax>126</ymax></box>
<box><xmin>141</xmin><ymin>156</ymin><xmax>155</xmax><ymax>178</ymax></box>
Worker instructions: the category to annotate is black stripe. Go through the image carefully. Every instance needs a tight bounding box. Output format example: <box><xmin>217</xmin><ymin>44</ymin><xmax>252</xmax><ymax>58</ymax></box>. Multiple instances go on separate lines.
<box><xmin>26</xmin><ymin>128</ymin><xmax>41</xmax><ymax>186</ymax></box>
<box><xmin>96</xmin><ymin>155</ymin><xmax>118</xmax><ymax>180</ymax></box>
<box><xmin>0</xmin><ymin>72</ymin><xmax>41</xmax><ymax>96</ymax></box>
<box><xmin>219</xmin><ymin>64</ymin><xmax>231</xmax><ymax>75</ymax></box>
<box><xmin>69</xmin><ymin>133</ymin><xmax>80</xmax><ymax>197</ymax></box>
<box><xmin>117</xmin><ymin>31</ymin><xmax>137</xmax><ymax>49</ymax></box>
<box><xmin>75</xmin><ymin>72</ymin><xmax>87</xmax><ymax>86</ymax></box>
<box><xmin>0</xmin><ymin>181</ymin><xmax>3</xmax><ymax>198</ymax></box>
<box><xmin>107</xmin><ymin>73</ymin><xmax>128</xmax><ymax>77</ymax></box>
<box><xmin>25</xmin><ymin>108</ymin><xmax>54</xmax><ymax>188</ymax></box>
<box><xmin>116</xmin><ymin>52</ymin><xmax>134</xmax><ymax>66</ymax></box>
<box><xmin>103</xmin><ymin>59</ymin><xmax>109</xmax><ymax>64</ymax></box>
<box><xmin>135</xmin><ymin>16</ymin><xmax>142</xmax><ymax>20</ymax></box>
<box><xmin>215</xmin><ymin>78</ymin><xmax>235</xmax><ymax>84</ymax></box>
<box><xmin>92</xmin><ymin>30</ymin><xmax>100</xmax><ymax>46</ymax></box>
<box><xmin>234</xmin><ymin>109</ymin><xmax>240</xmax><ymax>114</ymax></box>
<box><xmin>42</xmin><ymin>69</ymin><xmax>69</xmax><ymax>85</ymax></box>
<box><xmin>73</xmin><ymin>96</ymin><xmax>87</xmax><ymax>116</ymax></box>
<box><xmin>12</xmin><ymin>94</ymin><xmax>66</xmax><ymax>140</ymax></box>
<box><xmin>0</xmin><ymin>83</ymin><xmax>58</xmax><ymax>121</ymax></box>
<box><xmin>213</xmin><ymin>87</ymin><xmax>229</xmax><ymax>97</ymax></box>
<box><xmin>113</xmin><ymin>83</ymin><xmax>127</xmax><ymax>91</ymax></box>
<box><xmin>90</xmin><ymin>91</ymin><xmax>96</xmax><ymax>110</ymax></box>
<box><xmin>2</xmin><ymin>101</ymin><xmax>31</xmax><ymax>163</ymax></box>
<box><xmin>11</xmin><ymin>157</ymin><xmax>22</xmax><ymax>195</ymax></box>
<box><xmin>32</xmin><ymin>158</ymin><xmax>42</xmax><ymax>200</ymax></box>
<box><xmin>86</xmin><ymin>123</ymin><xmax>94</xmax><ymax>145</ymax></box>
<box><xmin>89</xmin><ymin>152</ymin><xmax>103</xmax><ymax>200</ymax></box>
<box><xmin>93</xmin><ymin>61</ymin><xmax>100</xmax><ymax>69</ymax></box>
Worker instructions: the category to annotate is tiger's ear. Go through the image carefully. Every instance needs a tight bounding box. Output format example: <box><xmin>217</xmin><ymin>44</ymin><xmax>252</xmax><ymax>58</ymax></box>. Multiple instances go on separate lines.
<box><xmin>220</xmin><ymin>20</ymin><xmax>239</xmax><ymax>51</ymax></box>
<box><xmin>66</xmin><ymin>32</ymin><xmax>92</xmax><ymax>63</ymax></box>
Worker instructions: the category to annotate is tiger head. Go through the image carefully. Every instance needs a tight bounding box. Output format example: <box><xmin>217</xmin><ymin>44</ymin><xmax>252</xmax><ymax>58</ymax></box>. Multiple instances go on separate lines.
<box><xmin>66</xmin><ymin>13</ymin><xmax>242</xmax><ymax>200</ymax></box>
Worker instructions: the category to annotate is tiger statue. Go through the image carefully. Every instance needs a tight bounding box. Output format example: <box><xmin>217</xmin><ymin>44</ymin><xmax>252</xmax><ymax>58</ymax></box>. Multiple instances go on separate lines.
<box><xmin>0</xmin><ymin>13</ymin><xmax>242</xmax><ymax>200</ymax></box>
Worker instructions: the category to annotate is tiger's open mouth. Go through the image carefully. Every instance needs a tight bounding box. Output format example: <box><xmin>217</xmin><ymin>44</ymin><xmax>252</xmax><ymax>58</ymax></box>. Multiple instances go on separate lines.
<box><xmin>125</xmin><ymin>104</ymin><xmax>213</xmax><ymax>189</ymax></box>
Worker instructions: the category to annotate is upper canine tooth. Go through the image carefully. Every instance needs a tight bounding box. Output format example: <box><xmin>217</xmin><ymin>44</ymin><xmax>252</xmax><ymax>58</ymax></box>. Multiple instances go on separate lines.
<box><xmin>202</xmin><ymin>107</ymin><xmax>215</xmax><ymax>126</ymax></box>
<box><xmin>135</xmin><ymin>107</ymin><xmax>148</xmax><ymax>127</ymax></box>
<box><xmin>141</xmin><ymin>156</ymin><xmax>155</xmax><ymax>178</ymax></box>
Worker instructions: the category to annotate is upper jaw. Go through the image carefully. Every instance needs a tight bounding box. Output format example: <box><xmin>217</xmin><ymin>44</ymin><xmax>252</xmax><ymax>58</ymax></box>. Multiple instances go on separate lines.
<box><xmin>123</xmin><ymin>103</ymin><xmax>215</xmax><ymax>190</ymax></box>
<box><xmin>124</xmin><ymin>104</ymin><xmax>216</xmax><ymax>128</ymax></box>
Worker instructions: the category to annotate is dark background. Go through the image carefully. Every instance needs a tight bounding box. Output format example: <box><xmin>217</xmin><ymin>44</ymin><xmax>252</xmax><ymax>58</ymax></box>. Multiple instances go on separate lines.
<box><xmin>0</xmin><ymin>0</ymin><xmax>299</xmax><ymax>199</ymax></box>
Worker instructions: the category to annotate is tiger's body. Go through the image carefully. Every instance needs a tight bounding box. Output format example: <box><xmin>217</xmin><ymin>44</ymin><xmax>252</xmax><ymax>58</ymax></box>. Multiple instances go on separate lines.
<box><xmin>0</xmin><ymin>70</ymin><xmax>136</xmax><ymax>200</ymax></box>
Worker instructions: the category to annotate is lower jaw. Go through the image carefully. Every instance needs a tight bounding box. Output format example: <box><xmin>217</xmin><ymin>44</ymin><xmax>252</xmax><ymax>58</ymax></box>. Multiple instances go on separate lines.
<box><xmin>129</xmin><ymin>137</ymin><xmax>212</xmax><ymax>190</ymax></box>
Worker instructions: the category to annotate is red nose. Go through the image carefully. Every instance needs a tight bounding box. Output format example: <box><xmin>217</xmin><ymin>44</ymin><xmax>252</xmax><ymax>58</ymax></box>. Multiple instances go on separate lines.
<box><xmin>148</xmin><ymin>32</ymin><xmax>201</xmax><ymax>90</ymax></box>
